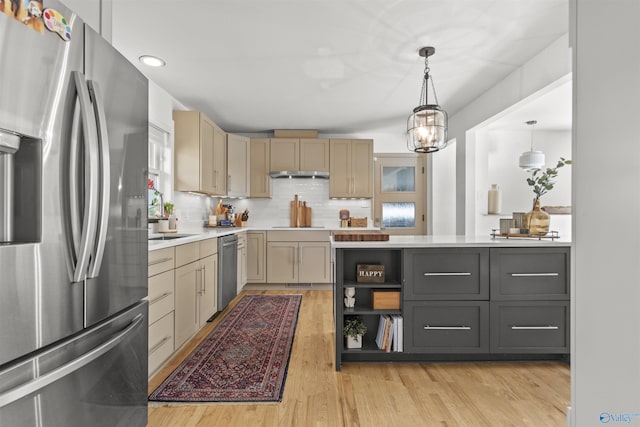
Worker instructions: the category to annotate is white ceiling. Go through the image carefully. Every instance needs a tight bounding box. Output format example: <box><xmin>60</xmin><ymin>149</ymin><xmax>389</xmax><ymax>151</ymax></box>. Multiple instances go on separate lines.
<box><xmin>111</xmin><ymin>0</ymin><xmax>569</xmax><ymax>134</ymax></box>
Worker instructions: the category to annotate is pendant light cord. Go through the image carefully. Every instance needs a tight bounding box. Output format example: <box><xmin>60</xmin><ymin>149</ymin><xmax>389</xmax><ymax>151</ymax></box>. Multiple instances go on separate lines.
<box><xmin>527</xmin><ymin>120</ymin><xmax>537</xmax><ymax>151</ymax></box>
<box><xmin>419</xmin><ymin>54</ymin><xmax>439</xmax><ymax>106</ymax></box>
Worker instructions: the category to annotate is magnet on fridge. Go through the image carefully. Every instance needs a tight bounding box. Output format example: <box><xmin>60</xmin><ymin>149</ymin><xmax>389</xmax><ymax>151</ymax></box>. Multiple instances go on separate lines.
<box><xmin>42</xmin><ymin>9</ymin><xmax>72</xmax><ymax>41</ymax></box>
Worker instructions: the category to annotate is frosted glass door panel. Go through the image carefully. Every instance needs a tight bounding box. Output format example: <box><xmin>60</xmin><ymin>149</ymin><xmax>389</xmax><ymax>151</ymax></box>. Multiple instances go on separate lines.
<box><xmin>382</xmin><ymin>202</ymin><xmax>416</xmax><ymax>228</ymax></box>
<box><xmin>382</xmin><ymin>166</ymin><xmax>415</xmax><ymax>192</ymax></box>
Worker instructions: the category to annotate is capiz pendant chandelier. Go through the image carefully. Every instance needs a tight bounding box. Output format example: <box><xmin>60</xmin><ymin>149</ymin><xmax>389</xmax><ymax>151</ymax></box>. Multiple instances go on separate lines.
<box><xmin>407</xmin><ymin>47</ymin><xmax>448</xmax><ymax>153</ymax></box>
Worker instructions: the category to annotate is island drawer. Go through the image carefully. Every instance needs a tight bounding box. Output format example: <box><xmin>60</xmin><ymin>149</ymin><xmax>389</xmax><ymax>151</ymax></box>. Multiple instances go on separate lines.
<box><xmin>490</xmin><ymin>248</ymin><xmax>570</xmax><ymax>300</ymax></box>
<box><xmin>490</xmin><ymin>301</ymin><xmax>569</xmax><ymax>353</ymax></box>
<box><xmin>404</xmin><ymin>301</ymin><xmax>489</xmax><ymax>353</ymax></box>
<box><xmin>404</xmin><ymin>248</ymin><xmax>489</xmax><ymax>300</ymax></box>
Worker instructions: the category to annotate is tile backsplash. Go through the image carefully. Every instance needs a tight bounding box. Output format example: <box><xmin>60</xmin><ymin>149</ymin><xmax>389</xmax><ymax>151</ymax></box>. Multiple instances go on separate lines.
<box><xmin>168</xmin><ymin>179</ymin><xmax>372</xmax><ymax>231</ymax></box>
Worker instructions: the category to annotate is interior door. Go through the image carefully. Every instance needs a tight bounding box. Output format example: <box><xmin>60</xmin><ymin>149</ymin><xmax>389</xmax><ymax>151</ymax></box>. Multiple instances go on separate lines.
<box><xmin>374</xmin><ymin>154</ymin><xmax>426</xmax><ymax>235</ymax></box>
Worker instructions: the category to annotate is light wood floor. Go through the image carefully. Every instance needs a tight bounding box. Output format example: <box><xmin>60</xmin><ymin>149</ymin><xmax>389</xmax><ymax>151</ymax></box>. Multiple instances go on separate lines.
<box><xmin>148</xmin><ymin>290</ymin><xmax>570</xmax><ymax>427</ymax></box>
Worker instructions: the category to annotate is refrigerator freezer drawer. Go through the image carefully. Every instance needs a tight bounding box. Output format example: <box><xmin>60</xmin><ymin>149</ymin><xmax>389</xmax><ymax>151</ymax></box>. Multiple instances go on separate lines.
<box><xmin>0</xmin><ymin>302</ymin><xmax>148</xmax><ymax>427</ymax></box>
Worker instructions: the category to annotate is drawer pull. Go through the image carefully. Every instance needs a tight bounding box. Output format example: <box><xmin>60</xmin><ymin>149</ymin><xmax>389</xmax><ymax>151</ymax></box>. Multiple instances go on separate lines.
<box><xmin>511</xmin><ymin>325</ymin><xmax>559</xmax><ymax>330</ymax></box>
<box><xmin>149</xmin><ymin>292</ymin><xmax>171</xmax><ymax>305</ymax></box>
<box><xmin>424</xmin><ymin>325</ymin><xmax>471</xmax><ymax>330</ymax></box>
<box><xmin>149</xmin><ymin>257</ymin><xmax>173</xmax><ymax>266</ymax></box>
<box><xmin>423</xmin><ymin>272</ymin><xmax>471</xmax><ymax>277</ymax></box>
<box><xmin>510</xmin><ymin>273</ymin><xmax>559</xmax><ymax>277</ymax></box>
<box><xmin>149</xmin><ymin>335</ymin><xmax>171</xmax><ymax>354</ymax></box>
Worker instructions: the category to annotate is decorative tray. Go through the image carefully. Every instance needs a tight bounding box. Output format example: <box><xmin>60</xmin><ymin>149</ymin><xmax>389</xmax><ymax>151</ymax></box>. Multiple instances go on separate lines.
<box><xmin>490</xmin><ymin>229</ymin><xmax>560</xmax><ymax>241</ymax></box>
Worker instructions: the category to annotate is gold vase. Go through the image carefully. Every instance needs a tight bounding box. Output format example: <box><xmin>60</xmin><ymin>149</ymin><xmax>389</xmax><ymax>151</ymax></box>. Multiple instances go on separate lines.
<box><xmin>525</xmin><ymin>198</ymin><xmax>550</xmax><ymax>235</ymax></box>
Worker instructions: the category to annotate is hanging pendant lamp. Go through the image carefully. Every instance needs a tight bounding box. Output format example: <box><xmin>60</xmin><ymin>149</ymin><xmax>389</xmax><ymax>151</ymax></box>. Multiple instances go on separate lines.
<box><xmin>519</xmin><ymin>120</ymin><xmax>545</xmax><ymax>171</ymax></box>
<box><xmin>407</xmin><ymin>46</ymin><xmax>448</xmax><ymax>153</ymax></box>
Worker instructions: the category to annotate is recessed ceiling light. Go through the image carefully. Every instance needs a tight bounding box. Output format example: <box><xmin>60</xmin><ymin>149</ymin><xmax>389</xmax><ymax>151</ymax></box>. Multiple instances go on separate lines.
<box><xmin>139</xmin><ymin>55</ymin><xmax>166</xmax><ymax>67</ymax></box>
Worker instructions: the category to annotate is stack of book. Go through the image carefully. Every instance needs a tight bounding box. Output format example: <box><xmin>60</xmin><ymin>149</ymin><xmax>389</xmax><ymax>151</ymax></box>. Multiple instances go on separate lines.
<box><xmin>375</xmin><ymin>314</ymin><xmax>403</xmax><ymax>352</ymax></box>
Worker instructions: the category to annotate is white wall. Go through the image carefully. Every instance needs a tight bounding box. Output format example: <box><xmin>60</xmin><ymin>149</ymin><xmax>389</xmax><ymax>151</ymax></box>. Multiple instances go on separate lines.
<box><xmin>571</xmin><ymin>1</ymin><xmax>640</xmax><ymax>425</ymax></box>
<box><xmin>443</xmin><ymin>35</ymin><xmax>572</xmax><ymax>234</ymax></box>
<box><xmin>474</xmin><ymin>129</ymin><xmax>572</xmax><ymax>237</ymax></box>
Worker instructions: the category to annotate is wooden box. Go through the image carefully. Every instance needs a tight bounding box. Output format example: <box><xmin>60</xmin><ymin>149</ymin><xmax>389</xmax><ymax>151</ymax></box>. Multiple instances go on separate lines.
<box><xmin>357</xmin><ymin>264</ymin><xmax>385</xmax><ymax>283</ymax></box>
<box><xmin>372</xmin><ymin>291</ymin><xmax>400</xmax><ymax>310</ymax></box>
<box><xmin>349</xmin><ymin>217</ymin><xmax>368</xmax><ymax>227</ymax></box>
<box><xmin>273</xmin><ymin>129</ymin><xmax>318</xmax><ymax>138</ymax></box>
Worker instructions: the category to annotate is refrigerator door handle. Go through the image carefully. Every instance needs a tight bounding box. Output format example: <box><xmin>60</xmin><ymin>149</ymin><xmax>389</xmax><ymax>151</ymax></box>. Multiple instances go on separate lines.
<box><xmin>0</xmin><ymin>314</ymin><xmax>144</xmax><ymax>409</ymax></box>
<box><xmin>71</xmin><ymin>71</ymin><xmax>100</xmax><ymax>283</ymax></box>
<box><xmin>86</xmin><ymin>80</ymin><xmax>110</xmax><ymax>278</ymax></box>
<box><xmin>69</xmin><ymin>103</ymin><xmax>82</xmax><ymax>252</ymax></box>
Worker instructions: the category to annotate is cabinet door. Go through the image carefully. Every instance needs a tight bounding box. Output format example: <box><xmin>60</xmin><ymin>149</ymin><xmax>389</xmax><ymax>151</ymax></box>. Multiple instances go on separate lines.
<box><xmin>351</xmin><ymin>139</ymin><xmax>373</xmax><ymax>198</ymax></box>
<box><xmin>329</xmin><ymin>139</ymin><xmax>351</xmax><ymax>197</ymax></box>
<box><xmin>299</xmin><ymin>242</ymin><xmax>331</xmax><ymax>283</ymax></box>
<box><xmin>198</xmin><ymin>255</ymin><xmax>217</xmax><ymax>327</ymax></box>
<box><xmin>250</xmin><ymin>138</ymin><xmax>271</xmax><ymax>198</ymax></box>
<box><xmin>300</xmin><ymin>139</ymin><xmax>329</xmax><ymax>171</ymax></box>
<box><xmin>212</xmin><ymin>124</ymin><xmax>227</xmax><ymax>195</ymax></box>
<box><xmin>247</xmin><ymin>231</ymin><xmax>266</xmax><ymax>282</ymax></box>
<box><xmin>227</xmin><ymin>134</ymin><xmax>250</xmax><ymax>197</ymax></box>
<box><xmin>174</xmin><ymin>261</ymin><xmax>199</xmax><ymax>348</ymax></box>
<box><xmin>266</xmin><ymin>242</ymin><xmax>297</xmax><ymax>283</ymax></box>
<box><xmin>173</xmin><ymin>110</ymin><xmax>201</xmax><ymax>193</ymax></box>
<box><xmin>237</xmin><ymin>242</ymin><xmax>247</xmax><ymax>293</ymax></box>
<box><xmin>199</xmin><ymin>115</ymin><xmax>216</xmax><ymax>194</ymax></box>
<box><xmin>270</xmin><ymin>138</ymin><xmax>299</xmax><ymax>171</ymax></box>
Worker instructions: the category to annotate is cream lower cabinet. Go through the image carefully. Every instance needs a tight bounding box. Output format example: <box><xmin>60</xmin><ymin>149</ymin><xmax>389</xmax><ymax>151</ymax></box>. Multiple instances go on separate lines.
<box><xmin>174</xmin><ymin>238</ymin><xmax>218</xmax><ymax>349</ymax></box>
<box><xmin>247</xmin><ymin>231</ymin><xmax>266</xmax><ymax>283</ymax></box>
<box><xmin>148</xmin><ymin>247</ymin><xmax>176</xmax><ymax>377</ymax></box>
<box><xmin>237</xmin><ymin>232</ymin><xmax>248</xmax><ymax>293</ymax></box>
<box><xmin>266</xmin><ymin>231</ymin><xmax>331</xmax><ymax>284</ymax></box>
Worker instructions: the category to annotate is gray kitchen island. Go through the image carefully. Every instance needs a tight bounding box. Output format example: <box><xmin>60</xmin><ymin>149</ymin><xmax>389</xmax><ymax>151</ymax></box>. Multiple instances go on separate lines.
<box><xmin>332</xmin><ymin>235</ymin><xmax>571</xmax><ymax>370</ymax></box>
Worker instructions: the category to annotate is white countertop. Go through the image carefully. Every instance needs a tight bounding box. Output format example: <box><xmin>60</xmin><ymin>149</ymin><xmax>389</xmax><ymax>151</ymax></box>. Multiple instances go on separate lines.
<box><xmin>147</xmin><ymin>226</ymin><xmax>376</xmax><ymax>251</ymax></box>
<box><xmin>330</xmin><ymin>234</ymin><xmax>571</xmax><ymax>248</ymax></box>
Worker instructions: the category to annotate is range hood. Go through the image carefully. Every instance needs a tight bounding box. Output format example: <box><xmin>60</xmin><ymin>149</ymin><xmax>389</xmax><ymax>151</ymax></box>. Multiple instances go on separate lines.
<box><xmin>269</xmin><ymin>170</ymin><xmax>329</xmax><ymax>179</ymax></box>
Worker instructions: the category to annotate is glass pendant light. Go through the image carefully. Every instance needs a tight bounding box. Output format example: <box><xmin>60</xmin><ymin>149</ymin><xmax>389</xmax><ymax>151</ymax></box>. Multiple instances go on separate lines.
<box><xmin>407</xmin><ymin>47</ymin><xmax>448</xmax><ymax>153</ymax></box>
<box><xmin>519</xmin><ymin>120</ymin><xmax>545</xmax><ymax>171</ymax></box>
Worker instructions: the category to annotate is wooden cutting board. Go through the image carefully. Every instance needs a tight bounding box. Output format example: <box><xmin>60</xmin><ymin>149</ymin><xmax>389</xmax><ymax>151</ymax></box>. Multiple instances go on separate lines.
<box><xmin>333</xmin><ymin>231</ymin><xmax>390</xmax><ymax>241</ymax></box>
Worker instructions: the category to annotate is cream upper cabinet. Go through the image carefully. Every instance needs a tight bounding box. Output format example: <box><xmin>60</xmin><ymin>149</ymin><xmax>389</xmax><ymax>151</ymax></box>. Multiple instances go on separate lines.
<box><xmin>212</xmin><ymin>125</ymin><xmax>227</xmax><ymax>195</ymax></box>
<box><xmin>300</xmin><ymin>139</ymin><xmax>329</xmax><ymax>171</ymax></box>
<box><xmin>227</xmin><ymin>133</ymin><xmax>250</xmax><ymax>198</ymax></box>
<box><xmin>250</xmin><ymin>138</ymin><xmax>271</xmax><ymax>198</ymax></box>
<box><xmin>270</xmin><ymin>138</ymin><xmax>299</xmax><ymax>171</ymax></box>
<box><xmin>173</xmin><ymin>110</ymin><xmax>227</xmax><ymax>196</ymax></box>
<box><xmin>270</xmin><ymin>138</ymin><xmax>329</xmax><ymax>172</ymax></box>
<box><xmin>329</xmin><ymin>138</ymin><xmax>373</xmax><ymax>198</ymax></box>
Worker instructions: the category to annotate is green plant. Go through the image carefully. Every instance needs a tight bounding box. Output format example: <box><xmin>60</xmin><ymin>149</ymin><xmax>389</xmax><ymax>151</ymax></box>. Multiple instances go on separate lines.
<box><xmin>526</xmin><ymin>157</ymin><xmax>572</xmax><ymax>200</ymax></box>
<box><xmin>343</xmin><ymin>317</ymin><xmax>367</xmax><ymax>339</ymax></box>
<box><xmin>164</xmin><ymin>201</ymin><xmax>174</xmax><ymax>216</ymax></box>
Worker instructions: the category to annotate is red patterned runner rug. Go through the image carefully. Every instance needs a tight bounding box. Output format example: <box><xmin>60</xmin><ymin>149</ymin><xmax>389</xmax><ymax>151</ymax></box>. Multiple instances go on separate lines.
<box><xmin>149</xmin><ymin>294</ymin><xmax>302</xmax><ymax>403</ymax></box>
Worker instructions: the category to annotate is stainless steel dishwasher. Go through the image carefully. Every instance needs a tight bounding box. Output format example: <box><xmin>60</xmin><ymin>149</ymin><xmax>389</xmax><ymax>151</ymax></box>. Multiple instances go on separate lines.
<box><xmin>217</xmin><ymin>233</ymin><xmax>238</xmax><ymax>313</ymax></box>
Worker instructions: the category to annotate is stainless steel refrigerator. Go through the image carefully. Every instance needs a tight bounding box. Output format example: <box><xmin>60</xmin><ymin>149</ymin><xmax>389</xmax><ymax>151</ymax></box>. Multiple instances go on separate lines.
<box><xmin>0</xmin><ymin>1</ymin><xmax>149</xmax><ymax>425</ymax></box>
